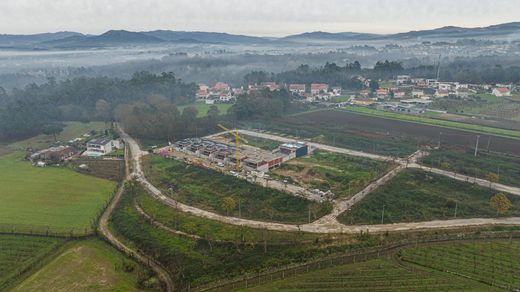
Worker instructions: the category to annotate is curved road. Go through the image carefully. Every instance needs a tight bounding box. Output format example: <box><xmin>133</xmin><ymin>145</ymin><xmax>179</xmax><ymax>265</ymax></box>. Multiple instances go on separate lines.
<box><xmin>120</xmin><ymin>125</ymin><xmax>520</xmax><ymax>234</ymax></box>
<box><xmin>98</xmin><ymin>142</ymin><xmax>175</xmax><ymax>291</ymax></box>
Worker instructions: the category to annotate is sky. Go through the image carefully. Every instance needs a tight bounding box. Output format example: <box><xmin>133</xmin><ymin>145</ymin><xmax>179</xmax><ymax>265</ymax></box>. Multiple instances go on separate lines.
<box><xmin>1</xmin><ymin>0</ymin><xmax>519</xmax><ymax>36</ymax></box>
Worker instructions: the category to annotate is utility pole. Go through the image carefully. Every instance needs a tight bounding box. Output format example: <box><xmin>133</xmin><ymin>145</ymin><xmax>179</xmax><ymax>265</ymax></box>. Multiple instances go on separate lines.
<box><xmin>238</xmin><ymin>199</ymin><xmax>241</xmax><ymax>218</ymax></box>
<box><xmin>474</xmin><ymin>135</ymin><xmax>480</xmax><ymax>157</ymax></box>
<box><xmin>381</xmin><ymin>204</ymin><xmax>385</xmax><ymax>224</ymax></box>
<box><xmin>486</xmin><ymin>136</ymin><xmax>491</xmax><ymax>152</ymax></box>
<box><xmin>438</xmin><ymin>131</ymin><xmax>442</xmax><ymax>148</ymax></box>
<box><xmin>454</xmin><ymin>202</ymin><xmax>458</xmax><ymax>218</ymax></box>
<box><xmin>308</xmin><ymin>205</ymin><xmax>311</xmax><ymax>224</ymax></box>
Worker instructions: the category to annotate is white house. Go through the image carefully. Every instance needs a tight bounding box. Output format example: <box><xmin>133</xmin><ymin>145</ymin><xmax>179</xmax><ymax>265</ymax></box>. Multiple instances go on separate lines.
<box><xmin>83</xmin><ymin>138</ymin><xmax>121</xmax><ymax>157</ymax></box>
<box><xmin>492</xmin><ymin>87</ymin><xmax>511</xmax><ymax>97</ymax></box>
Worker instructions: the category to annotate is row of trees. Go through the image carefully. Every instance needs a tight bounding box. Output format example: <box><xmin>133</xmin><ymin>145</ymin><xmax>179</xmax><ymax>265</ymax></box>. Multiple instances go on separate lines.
<box><xmin>117</xmin><ymin>95</ymin><xmax>224</xmax><ymax>141</ymax></box>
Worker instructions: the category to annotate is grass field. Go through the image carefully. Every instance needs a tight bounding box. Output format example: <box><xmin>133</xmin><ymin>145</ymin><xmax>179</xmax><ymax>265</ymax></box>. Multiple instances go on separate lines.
<box><xmin>337</xmin><ymin>169</ymin><xmax>520</xmax><ymax>225</ymax></box>
<box><xmin>0</xmin><ymin>154</ymin><xmax>116</xmax><ymax>235</ymax></box>
<box><xmin>422</xmin><ymin>148</ymin><xmax>520</xmax><ymax>187</ymax></box>
<box><xmin>136</xmin><ymin>188</ymin><xmax>352</xmax><ymax>244</ymax></box>
<box><xmin>431</xmin><ymin>95</ymin><xmax>520</xmax><ymax>122</ymax></box>
<box><xmin>178</xmin><ymin>103</ymin><xmax>232</xmax><ymax>117</ymax></box>
<box><xmin>243</xmin><ymin>257</ymin><xmax>492</xmax><ymax>291</ymax></box>
<box><xmin>271</xmin><ymin>150</ymin><xmax>395</xmax><ymax>198</ymax></box>
<box><xmin>144</xmin><ymin>154</ymin><xmax>332</xmax><ymax>224</ymax></box>
<box><xmin>400</xmin><ymin>240</ymin><xmax>520</xmax><ymax>289</ymax></box>
<box><xmin>110</xmin><ymin>183</ymin><xmax>385</xmax><ymax>289</ymax></box>
<box><xmin>0</xmin><ymin>235</ymin><xmax>65</xmax><ymax>290</ymax></box>
<box><xmin>7</xmin><ymin>121</ymin><xmax>107</xmax><ymax>152</ymax></box>
<box><xmin>14</xmin><ymin>239</ymin><xmax>158</xmax><ymax>291</ymax></box>
<box><xmin>341</xmin><ymin>106</ymin><xmax>520</xmax><ymax>139</ymax></box>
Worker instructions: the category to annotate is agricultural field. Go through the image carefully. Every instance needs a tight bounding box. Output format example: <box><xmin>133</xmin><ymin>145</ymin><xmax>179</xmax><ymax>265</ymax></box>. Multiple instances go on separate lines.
<box><xmin>399</xmin><ymin>240</ymin><xmax>520</xmax><ymax>289</ymax></box>
<box><xmin>243</xmin><ymin>258</ymin><xmax>493</xmax><ymax>291</ymax></box>
<box><xmin>342</xmin><ymin>104</ymin><xmax>520</xmax><ymax>138</ymax></box>
<box><xmin>422</xmin><ymin>148</ymin><xmax>520</xmax><ymax>187</ymax></box>
<box><xmin>0</xmin><ymin>153</ymin><xmax>116</xmax><ymax>235</ymax></box>
<box><xmin>337</xmin><ymin>169</ymin><xmax>520</xmax><ymax>225</ymax></box>
<box><xmin>431</xmin><ymin>94</ymin><xmax>520</xmax><ymax>122</ymax></box>
<box><xmin>110</xmin><ymin>183</ymin><xmax>385</xmax><ymax>290</ymax></box>
<box><xmin>14</xmin><ymin>239</ymin><xmax>158</xmax><ymax>291</ymax></box>
<box><xmin>0</xmin><ymin>235</ymin><xmax>65</xmax><ymax>290</ymax></box>
<box><xmin>255</xmin><ymin>109</ymin><xmax>520</xmax><ymax>157</ymax></box>
<box><xmin>6</xmin><ymin>121</ymin><xmax>108</xmax><ymax>152</ymax></box>
<box><xmin>271</xmin><ymin>150</ymin><xmax>395</xmax><ymax>198</ymax></box>
<box><xmin>144</xmin><ymin>154</ymin><xmax>332</xmax><ymax>224</ymax></box>
<box><xmin>178</xmin><ymin>102</ymin><xmax>232</xmax><ymax>117</ymax></box>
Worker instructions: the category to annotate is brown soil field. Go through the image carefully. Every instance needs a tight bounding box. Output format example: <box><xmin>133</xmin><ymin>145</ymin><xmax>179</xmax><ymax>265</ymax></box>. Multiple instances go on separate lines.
<box><xmin>282</xmin><ymin>110</ymin><xmax>520</xmax><ymax>156</ymax></box>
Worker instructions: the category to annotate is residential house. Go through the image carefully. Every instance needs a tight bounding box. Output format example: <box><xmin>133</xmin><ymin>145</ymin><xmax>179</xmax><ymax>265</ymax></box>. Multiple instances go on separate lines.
<box><xmin>289</xmin><ymin>84</ymin><xmax>306</xmax><ymax>94</ymax></box>
<box><xmin>492</xmin><ymin>87</ymin><xmax>511</xmax><ymax>97</ymax></box>
<box><xmin>310</xmin><ymin>83</ymin><xmax>329</xmax><ymax>95</ymax></box>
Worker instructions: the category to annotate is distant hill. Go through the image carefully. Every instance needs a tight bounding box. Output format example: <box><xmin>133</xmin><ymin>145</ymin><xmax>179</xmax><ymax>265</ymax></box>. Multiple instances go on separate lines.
<box><xmin>280</xmin><ymin>31</ymin><xmax>380</xmax><ymax>42</ymax></box>
<box><xmin>142</xmin><ymin>30</ymin><xmax>269</xmax><ymax>44</ymax></box>
<box><xmin>281</xmin><ymin>22</ymin><xmax>520</xmax><ymax>42</ymax></box>
<box><xmin>39</xmin><ymin>30</ymin><xmax>164</xmax><ymax>48</ymax></box>
<box><xmin>0</xmin><ymin>22</ymin><xmax>519</xmax><ymax>49</ymax></box>
<box><xmin>0</xmin><ymin>32</ymin><xmax>84</xmax><ymax>47</ymax></box>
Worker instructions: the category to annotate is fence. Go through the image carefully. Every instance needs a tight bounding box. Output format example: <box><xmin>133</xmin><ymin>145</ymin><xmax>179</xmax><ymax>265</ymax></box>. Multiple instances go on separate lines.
<box><xmin>193</xmin><ymin>230</ymin><xmax>520</xmax><ymax>292</ymax></box>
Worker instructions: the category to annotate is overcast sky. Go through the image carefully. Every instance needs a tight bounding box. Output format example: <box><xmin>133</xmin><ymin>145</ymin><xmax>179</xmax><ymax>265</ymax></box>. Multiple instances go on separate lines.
<box><xmin>2</xmin><ymin>0</ymin><xmax>519</xmax><ymax>36</ymax></box>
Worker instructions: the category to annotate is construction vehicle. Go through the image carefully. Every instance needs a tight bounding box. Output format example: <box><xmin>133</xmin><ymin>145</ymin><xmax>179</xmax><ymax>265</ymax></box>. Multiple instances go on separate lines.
<box><xmin>217</xmin><ymin>124</ymin><xmax>248</xmax><ymax>172</ymax></box>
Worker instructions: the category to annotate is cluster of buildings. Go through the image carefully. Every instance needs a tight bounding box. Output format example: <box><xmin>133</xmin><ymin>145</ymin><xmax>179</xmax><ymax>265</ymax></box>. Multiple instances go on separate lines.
<box><xmin>195</xmin><ymin>81</ymin><xmax>343</xmax><ymax>104</ymax></box>
<box><xmin>350</xmin><ymin>75</ymin><xmax>516</xmax><ymax>114</ymax></box>
<box><xmin>169</xmin><ymin>137</ymin><xmax>309</xmax><ymax>173</ymax></box>
<box><xmin>28</xmin><ymin>135</ymin><xmax>122</xmax><ymax>167</ymax></box>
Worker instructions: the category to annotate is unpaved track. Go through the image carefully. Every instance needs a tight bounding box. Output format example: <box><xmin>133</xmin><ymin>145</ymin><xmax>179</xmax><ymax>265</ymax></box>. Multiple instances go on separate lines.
<box><xmin>121</xmin><ymin>125</ymin><xmax>520</xmax><ymax>234</ymax></box>
<box><xmin>98</xmin><ymin>133</ymin><xmax>175</xmax><ymax>292</ymax></box>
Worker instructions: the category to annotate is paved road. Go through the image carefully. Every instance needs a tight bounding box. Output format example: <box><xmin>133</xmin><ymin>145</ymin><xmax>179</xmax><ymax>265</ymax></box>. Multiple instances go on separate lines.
<box><xmin>100</xmin><ymin>127</ymin><xmax>174</xmax><ymax>292</ymax></box>
<box><xmin>122</xmin><ymin>126</ymin><xmax>520</xmax><ymax>234</ymax></box>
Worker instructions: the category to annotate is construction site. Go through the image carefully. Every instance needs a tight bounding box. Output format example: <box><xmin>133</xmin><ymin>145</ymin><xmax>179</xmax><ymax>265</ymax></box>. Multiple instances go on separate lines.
<box><xmin>154</xmin><ymin>126</ymin><xmax>334</xmax><ymax>201</ymax></box>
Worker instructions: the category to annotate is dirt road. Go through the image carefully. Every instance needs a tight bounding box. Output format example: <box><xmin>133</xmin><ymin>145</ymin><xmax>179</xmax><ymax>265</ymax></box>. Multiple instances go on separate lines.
<box><xmin>122</xmin><ymin>126</ymin><xmax>520</xmax><ymax>234</ymax></box>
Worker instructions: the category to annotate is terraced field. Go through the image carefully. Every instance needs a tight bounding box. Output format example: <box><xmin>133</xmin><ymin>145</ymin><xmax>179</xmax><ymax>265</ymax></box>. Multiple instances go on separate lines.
<box><xmin>0</xmin><ymin>235</ymin><xmax>64</xmax><ymax>290</ymax></box>
<box><xmin>243</xmin><ymin>258</ymin><xmax>493</xmax><ymax>291</ymax></box>
<box><xmin>400</xmin><ymin>240</ymin><xmax>520</xmax><ymax>290</ymax></box>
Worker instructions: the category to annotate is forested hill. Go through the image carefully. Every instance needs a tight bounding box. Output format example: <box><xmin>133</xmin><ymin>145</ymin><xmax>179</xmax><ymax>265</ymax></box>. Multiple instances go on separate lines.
<box><xmin>0</xmin><ymin>72</ymin><xmax>197</xmax><ymax>141</ymax></box>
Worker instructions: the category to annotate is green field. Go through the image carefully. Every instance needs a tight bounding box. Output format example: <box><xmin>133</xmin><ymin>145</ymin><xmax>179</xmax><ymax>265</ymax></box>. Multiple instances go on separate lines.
<box><xmin>144</xmin><ymin>155</ymin><xmax>332</xmax><ymax>224</ymax></box>
<box><xmin>400</xmin><ymin>240</ymin><xmax>520</xmax><ymax>289</ymax></box>
<box><xmin>341</xmin><ymin>105</ymin><xmax>520</xmax><ymax>139</ymax></box>
<box><xmin>422</xmin><ymin>149</ymin><xmax>520</xmax><ymax>187</ymax></box>
<box><xmin>243</xmin><ymin>257</ymin><xmax>492</xmax><ymax>291</ymax></box>
<box><xmin>338</xmin><ymin>169</ymin><xmax>520</xmax><ymax>225</ymax></box>
<box><xmin>136</xmin><ymin>187</ymin><xmax>352</xmax><ymax>244</ymax></box>
<box><xmin>0</xmin><ymin>154</ymin><xmax>116</xmax><ymax>235</ymax></box>
<box><xmin>110</xmin><ymin>183</ymin><xmax>384</xmax><ymax>289</ymax></box>
<box><xmin>0</xmin><ymin>235</ymin><xmax>64</xmax><ymax>290</ymax></box>
<box><xmin>7</xmin><ymin>121</ymin><xmax>107</xmax><ymax>152</ymax></box>
<box><xmin>14</xmin><ymin>239</ymin><xmax>158</xmax><ymax>291</ymax></box>
<box><xmin>431</xmin><ymin>94</ymin><xmax>520</xmax><ymax>122</ymax></box>
<box><xmin>272</xmin><ymin>150</ymin><xmax>395</xmax><ymax>198</ymax></box>
<box><xmin>178</xmin><ymin>103</ymin><xmax>232</xmax><ymax>117</ymax></box>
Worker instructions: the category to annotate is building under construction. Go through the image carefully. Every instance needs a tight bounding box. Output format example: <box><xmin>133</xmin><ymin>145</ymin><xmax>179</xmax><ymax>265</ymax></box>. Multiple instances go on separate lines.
<box><xmin>171</xmin><ymin>137</ymin><xmax>308</xmax><ymax>172</ymax></box>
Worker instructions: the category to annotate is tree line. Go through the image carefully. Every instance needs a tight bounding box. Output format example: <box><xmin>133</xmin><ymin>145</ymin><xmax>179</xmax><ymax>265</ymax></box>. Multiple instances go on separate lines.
<box><xmin>0</xmin><ymin>72</ymin><xmax>197</xmax><ymax>141</ymax></box>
